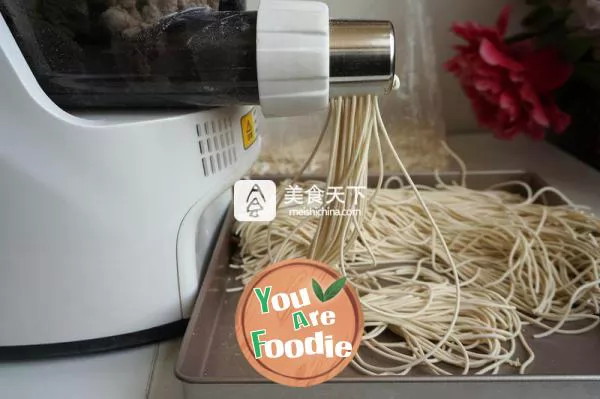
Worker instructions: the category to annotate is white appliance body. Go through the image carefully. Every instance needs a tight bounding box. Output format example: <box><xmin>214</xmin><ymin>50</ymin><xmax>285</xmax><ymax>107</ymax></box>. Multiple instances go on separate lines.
<box><xmin>0</xmin><ymin>0</ymin><xmax>395</xmax><ymax>350</ymax></box>
<box><xmin>0</xmin><ymin>14</ymin><xmax>262</xmax><ymax>347</ymax></box>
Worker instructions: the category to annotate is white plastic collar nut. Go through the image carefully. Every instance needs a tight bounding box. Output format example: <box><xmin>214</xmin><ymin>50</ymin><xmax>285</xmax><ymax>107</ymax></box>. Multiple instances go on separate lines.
<box><xmin>256</xmin><ymin>0</ymin><xmax>330</xmax><ymax>118</ymax></box>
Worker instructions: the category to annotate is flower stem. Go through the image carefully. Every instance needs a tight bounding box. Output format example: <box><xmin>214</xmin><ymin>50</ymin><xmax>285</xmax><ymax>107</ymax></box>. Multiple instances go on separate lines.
<box><xmin>505</xmin><ymin>31</ymin><xmax>539</xmax><ymax>44</ymax></box>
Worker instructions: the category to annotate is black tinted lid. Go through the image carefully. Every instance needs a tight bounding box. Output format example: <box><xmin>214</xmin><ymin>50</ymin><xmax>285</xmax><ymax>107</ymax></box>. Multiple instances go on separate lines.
<box><xmin>0</xmin><ymin>1</ymin><xmax>259</xmax><ymax>110</ymax></box>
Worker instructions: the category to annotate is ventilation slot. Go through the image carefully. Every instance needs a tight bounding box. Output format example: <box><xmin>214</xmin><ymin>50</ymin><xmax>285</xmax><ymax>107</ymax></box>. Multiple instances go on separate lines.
<box><xmin>197</xmin><ymin>117</ymin><xmax>237</xmax><ymax>177</ymax></box>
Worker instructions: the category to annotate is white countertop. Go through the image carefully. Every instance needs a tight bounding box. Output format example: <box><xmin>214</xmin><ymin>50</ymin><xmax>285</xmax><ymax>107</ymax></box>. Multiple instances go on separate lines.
<box><xmin>1</xmin><ymin>134</ymin><xmax>599</xmax><ymax>399</ymax></box>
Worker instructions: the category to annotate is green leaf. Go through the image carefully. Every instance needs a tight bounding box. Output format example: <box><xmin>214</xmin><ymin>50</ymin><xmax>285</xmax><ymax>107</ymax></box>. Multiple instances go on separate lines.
<box><xmin>505</xmin><ymin>32</ymin><xmax>539</xmax><ymax>45</ymax></box>
<box><xmin>574</xmin><ymin>63</ymin><xmax>600</xmax><ymax>91</ymax></box>
<box><xmin>553</xmin><ymin>8</ymin><xmax>574</xmax><ymax>21</ymax></box>
<box><xmin>523</xmin><ymin>6</ymin><xmax>556</xmax><ymax>30</ymax></box>
<box><xmin>522</xmin><ymin>5</ymin><xmax>572</xmax><ymax>33</ymax></box>
<box><xmin>312</xmin><ymin>279</ymin><xmax>325</xmax><ymax>302</ymax></box>
<box><xmin>561</xmin><ymin>37</ymin><xmax>594</xmax><ymax>62</ymax></box>
<box><xmin>323</xmin><ymin>277</ymin><xmax>347</xmax><ymax>302</ymax></box>
<box><xmin>536</xmin><ymin>22</ymin><xmax>572</xmax><ymax>47</ymax></box>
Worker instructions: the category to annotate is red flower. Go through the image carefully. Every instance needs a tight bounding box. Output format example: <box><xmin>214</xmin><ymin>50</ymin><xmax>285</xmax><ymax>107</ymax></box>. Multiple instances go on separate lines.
<box><xmin>445</xmin><ymin>6</ymin><xmax>573</xmax><ymax>140</ymax></box>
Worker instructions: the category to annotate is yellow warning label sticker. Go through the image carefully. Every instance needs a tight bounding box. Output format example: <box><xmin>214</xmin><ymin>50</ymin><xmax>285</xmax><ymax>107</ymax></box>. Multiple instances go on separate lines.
<box><xmin>241</xmin><ymin>110</ymin><xmax>257</xmax><ymax>150</ymax></box>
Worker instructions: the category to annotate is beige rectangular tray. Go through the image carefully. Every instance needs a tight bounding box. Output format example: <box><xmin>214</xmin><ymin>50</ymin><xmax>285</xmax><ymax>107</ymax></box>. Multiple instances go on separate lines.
<box><xmin>176</xmin><ymin>172</ymin><xmax>600</xmax><ymax>399</ymax></box>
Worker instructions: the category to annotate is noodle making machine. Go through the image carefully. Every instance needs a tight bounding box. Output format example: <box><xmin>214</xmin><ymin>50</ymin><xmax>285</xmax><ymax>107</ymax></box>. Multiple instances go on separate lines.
<box><xmin>0</xmin><ymin>0</ymin><xmax>396</xmax><ymax>358</ymax></box>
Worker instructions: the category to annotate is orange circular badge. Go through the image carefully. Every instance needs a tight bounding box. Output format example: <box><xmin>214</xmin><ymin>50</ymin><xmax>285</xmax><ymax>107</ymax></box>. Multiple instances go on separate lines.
<box><xmin>235</xmin><ymin>259</ymin><xmax>363</xmax><ymax>388</ymax></box>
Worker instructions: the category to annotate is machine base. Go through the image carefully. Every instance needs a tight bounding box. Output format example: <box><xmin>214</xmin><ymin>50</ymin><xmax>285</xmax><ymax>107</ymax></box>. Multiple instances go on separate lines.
<box><xmin>0</xmin><ymin>320</ymin><xmax>188</xmax><ymax>361</ymax></box>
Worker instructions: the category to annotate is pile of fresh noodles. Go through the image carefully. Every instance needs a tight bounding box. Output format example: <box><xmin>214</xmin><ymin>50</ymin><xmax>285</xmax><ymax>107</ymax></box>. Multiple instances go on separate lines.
<box><xmin>230</xmin><ymin>96</ymin><xmax>600</xmax><ymax>376</ymax></box>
